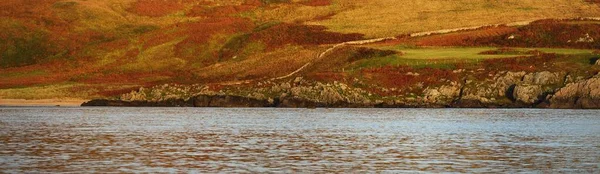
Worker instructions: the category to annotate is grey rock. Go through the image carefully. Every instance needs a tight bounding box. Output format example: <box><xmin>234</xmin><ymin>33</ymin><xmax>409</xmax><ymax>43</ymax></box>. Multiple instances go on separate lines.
<box><xmin>550</xmin><ymin>74</ymin><xmax>600</xmax><ymax>109</ymax></box>
<box><xmin>494</xmin><ymin>71</ymin><xmax>526</xmax><ymax>96</ymax></box>
<box><xmin>293</xmin><ymin>77</ymin><xmax>303</xmax><ymax>84</ymax></box>
<box><xmin>513</xmin><ymin>84</ymin><xmax>544</xmax><ymax>104</ymax></box>
<box><xmin>423</xmin><ymin>82</ymin><xmax>461</xmax><ymax>105</ymax></box>
<box><xmin>522</xmin><ymin>71</ymin><xmax>563</xmax><ymax>85</ymax></box>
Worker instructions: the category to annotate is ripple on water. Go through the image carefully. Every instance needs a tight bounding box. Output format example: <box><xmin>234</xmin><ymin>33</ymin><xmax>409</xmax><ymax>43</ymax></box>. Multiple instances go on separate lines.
<box><xmin>0</xmin><ymin>108</ymin><xmax>599</xmax><ymax>173</ymax></box>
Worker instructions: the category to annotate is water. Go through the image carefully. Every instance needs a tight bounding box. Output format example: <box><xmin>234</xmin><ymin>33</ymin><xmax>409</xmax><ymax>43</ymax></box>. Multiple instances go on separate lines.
<box><xmin>1</xmin><ymin>108</ymin><xmax>599</xmax><ymax>173</ymax></box>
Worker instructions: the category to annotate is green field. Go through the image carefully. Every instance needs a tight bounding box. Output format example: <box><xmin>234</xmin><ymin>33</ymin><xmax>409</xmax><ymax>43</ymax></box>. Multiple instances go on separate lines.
<box><xmin>350</xmin><ymin>47</ymin><xmax>597</xmax><ymax>69</ymax></box>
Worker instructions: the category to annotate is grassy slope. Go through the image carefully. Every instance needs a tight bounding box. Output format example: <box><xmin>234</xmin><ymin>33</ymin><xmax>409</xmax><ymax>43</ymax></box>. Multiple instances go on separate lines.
<box><xmin>1</xmin><ymin>0</ymin><xmax>600</xmax><ymax>100</ymax></box>
<box><xmin>312</xmin><ymin>0</ymin><xmax>600</xmax><ymax>38</ymax></box>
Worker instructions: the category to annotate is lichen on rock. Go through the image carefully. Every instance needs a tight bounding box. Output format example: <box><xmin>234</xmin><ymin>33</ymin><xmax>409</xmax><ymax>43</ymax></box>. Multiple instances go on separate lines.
<box><xmin>513</xmin><ymin>84</ymin><xmax>544</xmax><ymax>104</ymax></box>
<box><xmin>423</xmin><ymin>82</ymin><xmax>461</xmax><ymax>105</ymax></box>
<box><xmin>550</xmin><ymin>73</ymin><xmax>600</xmax><ymax>109</ymax></box>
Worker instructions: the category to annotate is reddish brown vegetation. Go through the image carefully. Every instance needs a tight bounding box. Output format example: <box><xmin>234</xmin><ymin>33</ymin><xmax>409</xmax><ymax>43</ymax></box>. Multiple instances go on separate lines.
<box><xmin>78</xmin><ymin>71</ymin><xmax>174</xmax><ymax>85</ymax></box>
<box><xmin>250</xmin><ymin>24</ymin><xmax>364</xmax><ymax>50</ymax></box>
<box><xmin>586</xmin><ymin>0</ymin><xmax>600</xmax><ymax>4</ymax></box>
<box><xmin>307</xmin><ymin>72</ymin><xmax>348</xmax><ymax>83</ymax></box>
<box><xmin>411</xmin><ymin>20</ymin><xmax>600</xmax><ymax>49</ymax></box>
<box><xmin>300</xmin><ymin>0</ymin><xmax>331</xmax><ymax>6</ymax></box>
<box><xmin>361</xmin><ymin>66</ymin><xmax>458</xmax><ymax>89</ymax></box>
<box><xmin>138</xmin><ymin>29</ymin><xmax>179</xmax><ymax>49</ymax></box>
<box><xmin>128</xmin><ymin>0</ymin><xmax>185</xmax><ymax>17</ymax></box>
<box><xmin>184</xmin><ymin>18</ymin><xmax>254</xmax><ymax>44</ymax></box>
<box><xmin>480</xmin><ymin>20</ymin><xmax>600</xmax><ymax>49</ymax></box>
<box><xmin>481</xmin><ymin>54</ymin><xmax>559</xmax><ymax>72</ymax></box>
<box><xmin>0</xmin><ymin>0</ymin><xmax>58</xmax><ymax>20</ymax></box>
<box><xmin>187</xmin><ymin>4</ymin><xmax>257</xmax><ymax>17</ymax></box>
<box><xmin>306</xmin><ymin>46</ymin><xmax>398</xmax><ymax>74</ymax></box>
<box><xmin>415</xmin><ymin>26</ymin><xmax>518</xmax><ymax>46</ymax></box>
<box><xmin>97</xmin><ymin>39</ymin><xmax>130</xmax><ymax>50</ymax></box>
<box><xmin>174</xmin><ymin>17</ymin><xmax>254</xmax><ymax>60</ymax></box>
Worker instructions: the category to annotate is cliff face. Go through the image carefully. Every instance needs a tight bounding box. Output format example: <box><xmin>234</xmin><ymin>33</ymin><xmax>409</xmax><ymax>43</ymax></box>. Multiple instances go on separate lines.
<box><xmin>82</xmin><ymin>70</ymin><xmax>600</xmax><ymax>108</ymax></box>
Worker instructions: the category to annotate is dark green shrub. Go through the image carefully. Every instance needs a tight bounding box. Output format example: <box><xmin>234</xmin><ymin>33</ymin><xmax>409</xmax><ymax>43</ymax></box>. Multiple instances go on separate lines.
<box><xmin>1</xmin><ymin>31</ymin><xmax>52</xmax><ymax>68</ymax></box>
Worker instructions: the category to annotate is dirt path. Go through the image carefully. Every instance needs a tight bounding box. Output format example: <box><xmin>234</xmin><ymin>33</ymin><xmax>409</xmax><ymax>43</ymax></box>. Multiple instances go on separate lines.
<box><xmin>271</xmin><ymin>37</ymin><xmax>397</xmax><ymax>80</ymax></box>
<box><xmin>238</xmin><ymin>17</ymin><xmax>600</xmax><ymax>83</ymax></box>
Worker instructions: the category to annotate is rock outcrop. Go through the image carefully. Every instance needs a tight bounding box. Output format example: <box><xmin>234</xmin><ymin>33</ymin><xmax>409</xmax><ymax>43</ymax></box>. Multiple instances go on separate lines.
<box><xmin>550</xmin><ymin>74</ymin><xmax>600</xmax><ymax>109</ymax></box>
<box><xmin>84</xmin><ymin>79</ymin><xmax>374</xmax><ymax>108</ymax></box>
<box><xmin>193</xmin><ymin>95</ymin><xmax>276</xmax><ymax>107</ymax></box>
<box><xmin>513</xmin><ymin>84</ymin><xmax>544</xmax><ymax>105</ymax></box>
<box><xmin>460</xmin><ymin>71</ymin><xmax>525</xmax><ymax>106</ymax></box>
<box><xmin>427</xmin><ymin>71</ymin><xmax>572</xmax><ymax>108</ymax></box>
<box><xmin>81</xmin><ymin>98</ymin><xmax>194</xmax><ymax>107</ymax></box>
<box><xmin>522</xmin><ymin>71</ymin><xmax>564</xmax><ymax>85</ymax></box>
<box><xmin>120</xmin><ymin>84</ymin><xmax>209</xmax><ymax>102</ymax></box>
<box><xmin>511</xmin><ymin>71</ymin><xmax>566</xmax><ymax>105</ymax></box>
<box><xmin>423</xmin><ymin>82</ymin><xmax>461</xmax><ymax>105</ymax></box>
<box><xmin>82</xmin><ymin>71</ymin><xmax>600</xmax><ymax>109</ymax></box>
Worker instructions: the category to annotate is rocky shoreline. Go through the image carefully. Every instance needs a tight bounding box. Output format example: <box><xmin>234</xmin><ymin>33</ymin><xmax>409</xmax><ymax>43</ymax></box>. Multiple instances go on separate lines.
<box><xmin>82</xmin><ymin>71</ymin><xmax>600</xmax><ymax>109</ymax></box>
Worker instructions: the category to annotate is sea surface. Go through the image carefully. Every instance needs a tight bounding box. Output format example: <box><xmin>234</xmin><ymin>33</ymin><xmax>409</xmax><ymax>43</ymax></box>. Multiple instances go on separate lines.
<box><xmin>0</xmin><ymin>107</ymin><xmax>599</xmax><ymax>173</ymax></box>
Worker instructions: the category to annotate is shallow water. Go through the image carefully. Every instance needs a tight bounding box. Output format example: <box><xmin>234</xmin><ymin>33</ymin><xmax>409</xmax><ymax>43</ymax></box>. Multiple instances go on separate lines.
<box><xmin>0</xmin><ymin>108</ymin><xmax>599</xmax><ymax>173</ymax></box>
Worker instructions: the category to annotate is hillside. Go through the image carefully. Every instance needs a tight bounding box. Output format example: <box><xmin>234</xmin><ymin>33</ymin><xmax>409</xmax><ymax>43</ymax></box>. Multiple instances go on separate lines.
<box><xmin>1</xmin><ymin>0</ymin><xmax>600</xmax><ymax>107</ymax></box>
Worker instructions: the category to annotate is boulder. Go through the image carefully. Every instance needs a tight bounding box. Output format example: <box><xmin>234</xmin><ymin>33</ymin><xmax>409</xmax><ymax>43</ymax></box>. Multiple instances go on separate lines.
<box><xmin>522</xmin><ymin>71</ymin><xmax>564</xmax><ymax>85</ymax></box>
<box><xmin>494</xmin><ymin>71</ymin><xmax>527</xmax><ymax>96</ymax></box>
<box><xmin>459</xmin><ymin>71</ymin><xmax>526</xmax><ymax>105</ymax></box>
<box><xmin>320</xmin><ymin>87</ymin><xmax>344</xmax><ymax>104</ymax></box>
<box><xmin>423</xmin><ymin>83</ymin><xmax>461</xmax><ymax>104</ymax></box>
<box><xmin>550</xmin><ymin>74</ymin><xmax>600</xmax><ymax>109</ymax></box>
<box><xmin>461</xmin><ymin>84</ymin><xmax>495</xmax><ymax>104</ymax></box>
<box><xmin>512</xmin><ymin>84</ymin><xmax>544</xmax><ymax>105</ymax></box>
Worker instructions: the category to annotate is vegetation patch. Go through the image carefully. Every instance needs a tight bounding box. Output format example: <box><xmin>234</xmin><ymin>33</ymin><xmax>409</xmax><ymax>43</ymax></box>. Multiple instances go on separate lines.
<box><xmin>260</xmin><ymin>0</ymin><xmax>291</xmax><ymax>5</ymax></box>
<box><xmin>307</xmin><ymin>46</ymin><xmax>400</xmax><ymax>73</ymax></box>
<box><xmin>299</xmin><ymin>0</ymin><xmax>331</xmax><ymax>6</ymax></box>
<box><xmin>0</xmin><ymin>29</ymin><xmax>55</xmax><ymax>68</ymax></box>
<box><xmin>413</xmin><ymin>26</ymin><xmax>518</xmax><ymax>46</ymax></box>
<box><xmin>360</xmin><ymin>66</ymin><xmax>458</xmax><ymax>90</ymax></box>
<box><xmin>52</xmin><ymin>1</ymin><xmax>77</xmax><ymax>8</ymax></box>
<box><xmin>466</xmin><ymin>20</ymin><xmax>600</xmax><ymax>49</ymax></box>
<box><xmin>478</xmin><ymin>48</ymin><xmax>538</xmax><ymax>55</ymax></box>
<box><xmin>128</xmin><ymin>0</ymin><xmax>185</xmax><ymax>17</ymax></box>
<box><xmin>187</xmin><ymin>4</ymin><xmax>257</xmax><ymax>17</ymax></box>
<box><xmin>249</xmin><ymin>23</ymin><xmax>364</xmax><ymax>50</ymax></box>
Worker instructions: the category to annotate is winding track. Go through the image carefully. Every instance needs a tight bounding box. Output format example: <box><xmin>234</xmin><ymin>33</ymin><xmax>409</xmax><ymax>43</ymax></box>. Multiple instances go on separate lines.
<box><xmin>221</xmin><ymin>17</ymin><xmax>600</xmax><ymax>85</ymax></box>
<box><xmin>270</xmin><ymin>37</ymin><xmax>397</xmax><ymax>80</ymax></box>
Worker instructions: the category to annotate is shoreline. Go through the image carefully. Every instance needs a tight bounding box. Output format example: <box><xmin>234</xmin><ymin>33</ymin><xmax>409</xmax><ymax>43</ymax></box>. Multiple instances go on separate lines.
<box><xmin>0</xmin><ymin>99</ymin><xmax>87</xmax><ymax>107</ymax></box>
<box><xmin>0</xmin><ymin>98</ymin><xmax>597</xmax><ymax>109</ymax></box>
<box><xmin>79</xmin><ymin>97</ymin><xmax>598</xmax><ymax>109</ymax></box>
